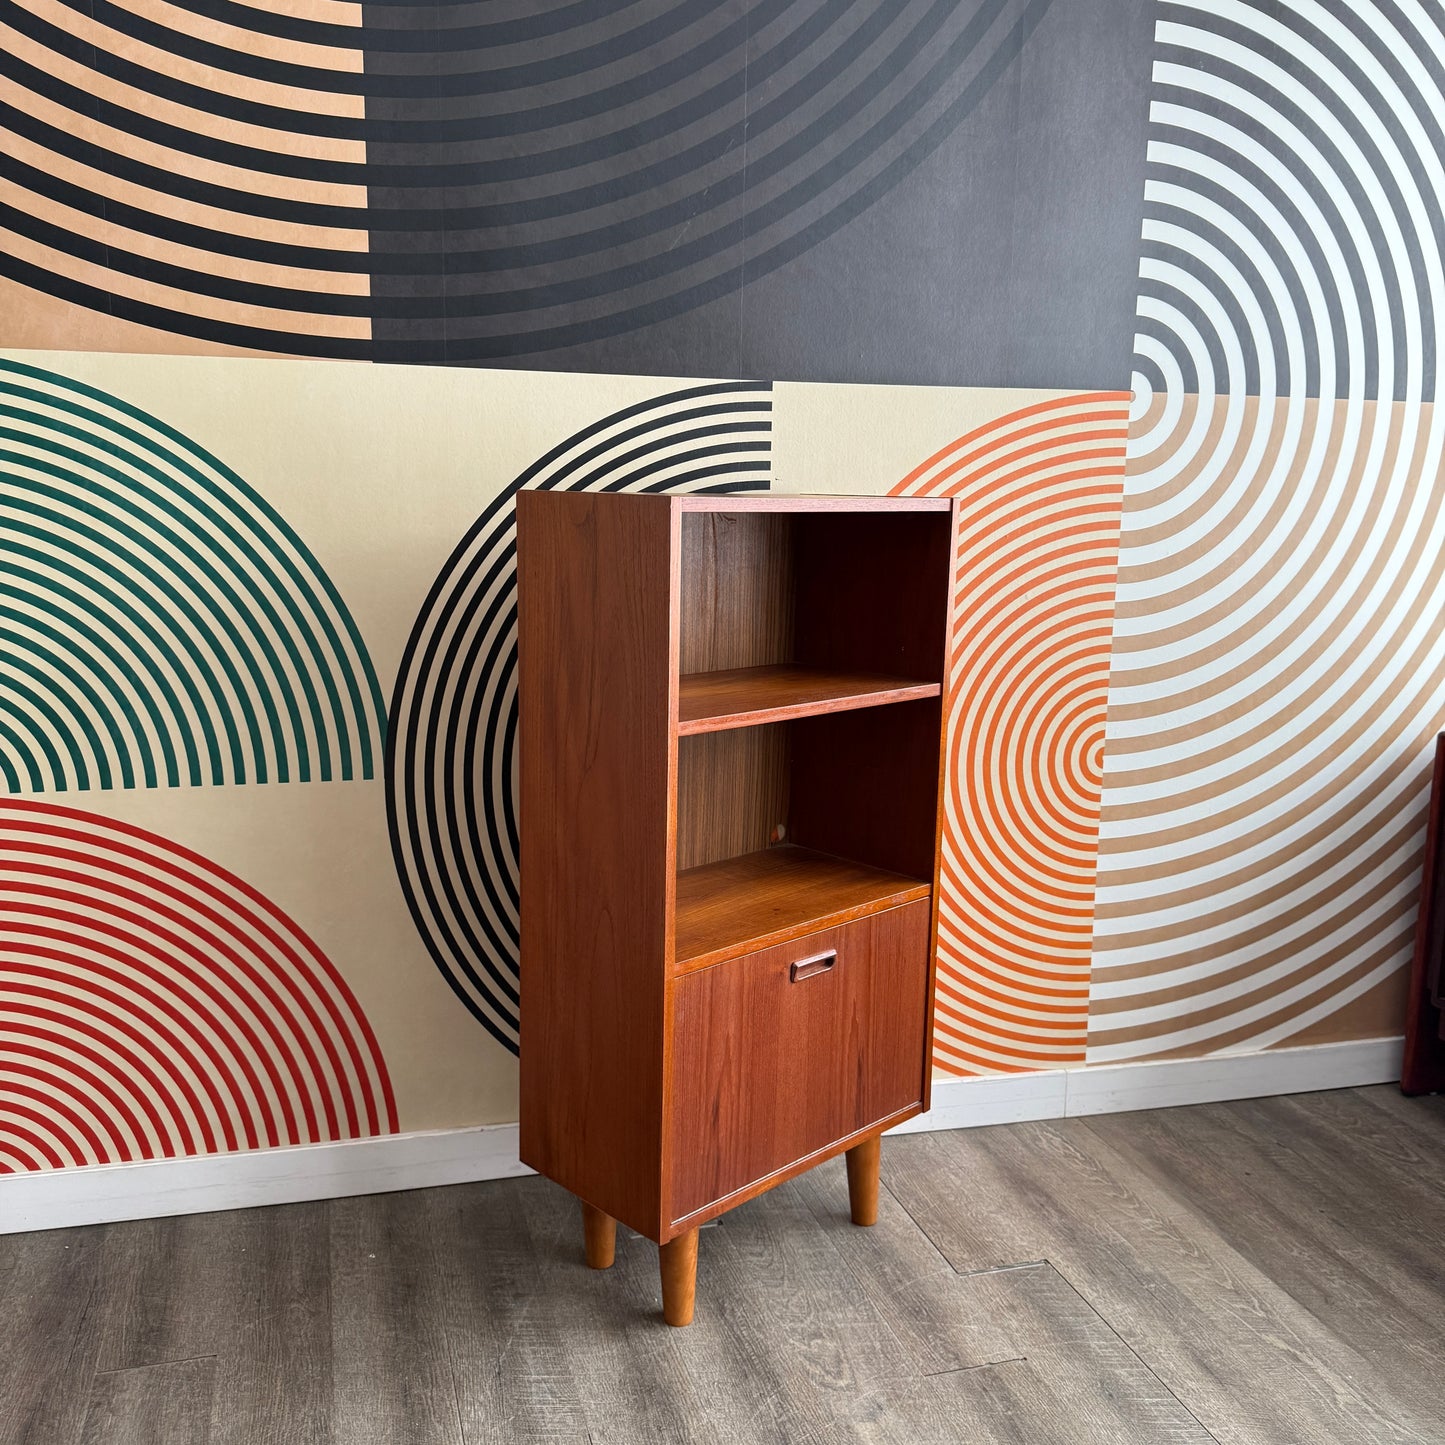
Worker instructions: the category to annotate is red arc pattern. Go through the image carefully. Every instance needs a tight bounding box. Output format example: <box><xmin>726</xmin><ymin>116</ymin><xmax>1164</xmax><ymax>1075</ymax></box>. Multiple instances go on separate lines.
<box><xmin>0</xmin><ymin>799</ymin><xmax>397</xmax><ymax>1172</ymax></box>
<box><xmin>892</xmin><ymin>392</ymin><xmax>1129</xmax><ymax>1074</ymax></box>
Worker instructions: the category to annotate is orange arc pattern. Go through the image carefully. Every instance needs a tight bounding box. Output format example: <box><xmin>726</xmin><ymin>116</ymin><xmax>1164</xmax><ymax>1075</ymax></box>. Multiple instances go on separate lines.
<box><xmin>892</xmin><ymin>393</ymin><xmax>1130</xmax><ymax>1075</ymax></box>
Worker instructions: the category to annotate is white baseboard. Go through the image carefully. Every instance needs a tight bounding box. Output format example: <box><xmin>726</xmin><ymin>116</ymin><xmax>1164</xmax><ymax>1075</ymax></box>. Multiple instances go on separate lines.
<box><xmin>0</xmin><ymin>1036</ymin><xmax>1405</xmax><ymax>1235</ymax></box>
<box><xmin>893</xmin><ymin>1034</ymin><xmax>1405</xmax><ymax>1135</ymax></box>
<box><xmin>0</xmin><ymin>1122</ymin><xmax>532</xmax><ymax>1236</ymax></box>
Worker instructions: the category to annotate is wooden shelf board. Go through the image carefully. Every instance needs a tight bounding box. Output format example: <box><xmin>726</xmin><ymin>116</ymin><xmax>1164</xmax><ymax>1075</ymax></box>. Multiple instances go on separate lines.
<box><xmin>673</xmin><ymin>845</ymin><xmax>930</xmax><ymax>973</ymax></box>
<box><xmin>677</xmin><ymin>664</ymin><xmax>940</xmax><ymax>735</ymax></box>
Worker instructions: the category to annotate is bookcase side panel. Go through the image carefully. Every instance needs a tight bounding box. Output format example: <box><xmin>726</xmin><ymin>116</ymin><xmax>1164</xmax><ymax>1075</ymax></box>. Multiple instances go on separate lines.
<box><xmin>517</xmin><ymin>491</ymin><xmax>674</xmax><ymax>1238</ymax></box>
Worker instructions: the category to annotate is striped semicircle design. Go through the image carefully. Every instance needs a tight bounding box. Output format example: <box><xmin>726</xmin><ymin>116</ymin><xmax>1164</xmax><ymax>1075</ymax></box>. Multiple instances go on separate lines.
<box><xmin>0</xmin><ymin>356</ymin><xmax>386</xmax><ymax>792</ymax></box>
<box><xmin>893</xmin><ymin>392</ymin><xmax>1130</xmax><ymax>1075</ymax></box>
<box><xmin>1091</xmin><ymin>0</ymin><xmax>1445</xmax><ymax>1060</ymax></box>
<box><xmin>0</xmin><ymin>798</ymin><xmax>397</xmax><ymax>1173</ymax></box>
<box><xmin>0</xmin><ymin>0</ymin><xmax>1049</xmax><ymax>359</ymax></box>
<box><xmin>388</xmin><ymin>382</ymin><xmax>772</xmax><ymax>1053</ymax></box>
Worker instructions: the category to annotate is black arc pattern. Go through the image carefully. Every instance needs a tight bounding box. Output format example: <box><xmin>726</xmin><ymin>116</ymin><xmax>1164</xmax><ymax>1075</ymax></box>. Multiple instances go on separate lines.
<box><xmin>386</xmin><ymin>382</ymin><xmax>772</xmax><ymax>1051</ymax></box>
<box><xmin>0</xmin><ymin>0</ymin><xmax>1048</xmax><ymax>366</ymax></box>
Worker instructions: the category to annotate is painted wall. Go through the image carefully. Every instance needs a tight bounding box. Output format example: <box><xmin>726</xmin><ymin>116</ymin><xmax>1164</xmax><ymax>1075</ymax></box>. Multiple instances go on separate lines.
<box><xmin>0</xmin><ymin>0</ymin><xmax>1436</xmax><ymax>1175</ymax></box>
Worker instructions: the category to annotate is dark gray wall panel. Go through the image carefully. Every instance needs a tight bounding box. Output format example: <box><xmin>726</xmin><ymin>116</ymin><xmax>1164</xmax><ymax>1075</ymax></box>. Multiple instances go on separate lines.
<box><xmin>364</xmin><ymin>0</ymin><xmax>1155</xmax><ymax>386</ymax></box>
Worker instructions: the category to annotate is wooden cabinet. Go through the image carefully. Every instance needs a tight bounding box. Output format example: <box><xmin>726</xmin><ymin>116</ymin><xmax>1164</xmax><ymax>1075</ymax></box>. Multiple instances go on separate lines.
<box><xmin>516</xmin><ymin>493</ymin><xmax>958</xmax><ymax>1326</ymax></box>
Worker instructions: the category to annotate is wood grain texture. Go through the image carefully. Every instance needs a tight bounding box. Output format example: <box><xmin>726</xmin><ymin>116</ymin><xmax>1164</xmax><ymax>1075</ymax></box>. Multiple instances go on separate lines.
<box><xmin>675</xmin><ymin>726</ymin><xmax>790</xmax><ymax>871</ymax></box>
<box><xmin>679</xmin><ymin>512</ymin><xmax>794</xmax><ymax>673</ymax></box>
<box><xmin>1085</xmin><ymin>1089</ymin><xmax>1445</xmax><ymax>1434</ymax></box>
<box><xmin>882</xmin><ymin>1107</ymin><xmax>1433</xmax><ymax>1444</ymax></box>
<box><xmin>674</xmin><ymin>846</ymin><xmax>930</xmax><ymax>972</ymax></box>
<box><xmin>207</xmin><ymin>1203</ymin><xmax>332</xmax><ymax>1445</ymax></box>
<box><xmin>329</xmin><ymin>1191</ymin><xmax>463</xmax><ymax>1445</ymax></box>
<box><xmin>0</xmin><ymin>1225</ymin><xmax>103</xmax><ymax>1445</ymax></box>
<box><xmin>669</xmin><ymin>902</ymin><xmax>929</xmax><ymax>1224</ymax></box>
<box><xmin>517</xmin><ymin>490</ymin><xmax>675</xmax><ymax>1239</ymax></box>
<box><xmin>79</xmin><ymin>1358</ymin><xmax>217</xmax><ymax>1445</ymax></box>
<box><xmin>582</xmin><ymin>1202</ymin><xmax>616</xmax><ymax>1269</ymax></box>
<box><xmin>675</xmin><ymin>495</ymin><xmax>952</xmax><ymax>513</ymax></box>
<box><xmin>6</xmin><ymin>1091</ymin><xmax>1445</xmax><ymax>1444</ymax></box>
<box><xmin>660</xmin><ymin>1228</ymin><xmax>699</xmax><ymax>1326</ymax></box>
<box><xmin>845</xmin><ymin>1134</ymin><xmax>881</xmax><ymax>1227</ymax></box>
<box><xmin>678</xmin><ymin>664</ymin><xmax>939</xmax><ymax>733</ymax></box>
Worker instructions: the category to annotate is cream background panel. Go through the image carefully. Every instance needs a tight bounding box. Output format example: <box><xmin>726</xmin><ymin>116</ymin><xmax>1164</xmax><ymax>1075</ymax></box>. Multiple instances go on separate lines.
<box><xmin>772</xmin><ymin>380</ymin><xmax>1072</xmax><ymax>494</ymax></box>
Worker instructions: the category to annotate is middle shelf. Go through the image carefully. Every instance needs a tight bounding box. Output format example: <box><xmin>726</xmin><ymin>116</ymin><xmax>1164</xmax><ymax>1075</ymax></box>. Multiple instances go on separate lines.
<box><xmin>674</xmin><ymin>844</ymin><xmax>931</xmax><ymax>974</ymax></box>
<box><xmin>677</xmin><ymin>663</ymin><xmax>940</xmax><ymax>735</ymax></box>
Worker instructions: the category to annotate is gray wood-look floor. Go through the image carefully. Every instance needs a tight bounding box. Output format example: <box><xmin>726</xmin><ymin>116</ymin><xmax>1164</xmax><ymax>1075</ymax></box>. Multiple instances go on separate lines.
<box><xmin>4</xmin><ymin>1085</ymin><xmax>1444</xmax><ymax>1444</ymax></box>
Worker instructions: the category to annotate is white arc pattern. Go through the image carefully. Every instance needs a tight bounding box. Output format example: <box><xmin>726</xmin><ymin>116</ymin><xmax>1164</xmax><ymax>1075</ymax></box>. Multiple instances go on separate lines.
<box><xmin>1090</xmin><ymin>0</ymin><xmax>1445</xmax><ymax>1061</ymax></box>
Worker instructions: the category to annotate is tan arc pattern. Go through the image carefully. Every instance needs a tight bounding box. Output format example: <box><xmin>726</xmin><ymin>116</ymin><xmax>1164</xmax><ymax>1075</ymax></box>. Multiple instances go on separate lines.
<box><xmin>1090</xmin><ymin>391</ymin><xmax>1443</xmax><ymax>1060</ymax></box>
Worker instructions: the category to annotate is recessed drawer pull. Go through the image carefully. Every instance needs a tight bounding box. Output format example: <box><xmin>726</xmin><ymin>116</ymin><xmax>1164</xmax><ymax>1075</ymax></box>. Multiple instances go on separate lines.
<box><xmin>789</xmin><ymin>950</ymin><xmax>837</xmax><ymax>983</ymax></box>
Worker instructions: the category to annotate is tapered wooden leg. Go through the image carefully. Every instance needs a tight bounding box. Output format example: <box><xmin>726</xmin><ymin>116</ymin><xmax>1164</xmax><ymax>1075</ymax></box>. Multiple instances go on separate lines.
<box><xmin>846</xmin><ymin>1133</ymin><xmax>881</xmax><ymax>1226</ymax></box>
<box><xmin>581</xmin><ymin>1202</ymin><xmax>615</xmax><ymax>1269</ymax></box>
<box><xmin>659</xmin><ymin>1228</ymin><xmax>699</xmax><ymax>1327</ymax></box>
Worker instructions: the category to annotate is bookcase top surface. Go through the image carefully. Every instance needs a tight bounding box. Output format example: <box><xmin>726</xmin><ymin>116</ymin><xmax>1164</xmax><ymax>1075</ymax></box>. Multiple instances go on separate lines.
<box><xmin>675</xmin><ymin>493</ymin><xmax>952</xmax><ymax>513</ymax></box>
<box><xmin>515</xmin><ymin>491</ymin><xmax>952</xmax><ymax>514</ymax></box>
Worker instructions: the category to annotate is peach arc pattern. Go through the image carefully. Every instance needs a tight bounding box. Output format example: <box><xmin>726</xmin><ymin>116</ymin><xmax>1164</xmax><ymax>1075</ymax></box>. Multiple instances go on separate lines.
<box><xmin>891</xmin><ymin>392</ymin><xmax>1130</xmax><ymax>1075</ymax></box>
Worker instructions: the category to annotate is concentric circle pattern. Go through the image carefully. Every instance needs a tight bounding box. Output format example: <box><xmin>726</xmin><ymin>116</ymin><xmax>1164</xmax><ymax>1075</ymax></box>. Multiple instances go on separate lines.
<box><xmin>892</xmin><ymin>392</ymin><xmax>1129</xmax><ymax>1075</ymax></box>
<box><xmin>1090</xmin><ymin>0</ymin><xmax>1445</xmax><ymax>1061</ymax></box>
<box><xmin>0</xmin><ymin>797</ymin><xmax>397</xmax><ymax>1172</ymax></box>
<box><xmin>0</xmin><ymin>0</ymin><xmax>1049</xmax><ymax>359</ymax></box>
<box><xmin>386</xmin><ymin>382</ymin><xmax>772</xmax><ymax>1053</ymax></box>
<box><xmin>0</xmin><ymin>357</ymin><xmax>386</xmax><ymax>791</ymax></box>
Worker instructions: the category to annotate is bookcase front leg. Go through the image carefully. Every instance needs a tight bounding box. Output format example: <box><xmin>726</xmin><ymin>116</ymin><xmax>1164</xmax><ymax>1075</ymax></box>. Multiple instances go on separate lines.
<box><xmin>659</xmin><ymin>1228</ymin><xmax>699</xmax><ymax>1327</ymax></box>
<box><xmin>845</xmin><ymin>1133</ymin><xmax>882</xmax><ymax>1226</ymax></box>
<box><xmin>581</xmin><ymin>1201</ymin><xmax>616</xmax><ymax>1269</ymax></box>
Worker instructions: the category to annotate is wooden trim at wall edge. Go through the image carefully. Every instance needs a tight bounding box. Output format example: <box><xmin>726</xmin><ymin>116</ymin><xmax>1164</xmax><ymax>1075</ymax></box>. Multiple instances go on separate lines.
<box><xmin>0</xmin><ymin>1036</ymin><xmax>1405</xmax><ymax>1235</ymax></box>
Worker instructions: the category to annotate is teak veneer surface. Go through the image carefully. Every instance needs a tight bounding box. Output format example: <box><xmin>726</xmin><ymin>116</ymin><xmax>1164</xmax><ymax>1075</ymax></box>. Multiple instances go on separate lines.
<box><xmin>669</xmin><ymin>901</ymin><xmax>930</xmax><ymax>1223</ymax></box>
<box><xmin>677</xmin><ymin>664</ymin><xmax>940</xmax><ymax>733</ymax></box>
<box><xmin>516</xmin><ymin>491</ymin><xmax>674</xmax><ymax>1240</ymax></box>
<box><xmin>672</xmin><ymin>493</ymin><xmax>952</xmax><ymax>512</ymax></box>
<box><xmin>673</xmin><ymin>844</ymin><xmax>929</xmax><ymax>973</ymax></box>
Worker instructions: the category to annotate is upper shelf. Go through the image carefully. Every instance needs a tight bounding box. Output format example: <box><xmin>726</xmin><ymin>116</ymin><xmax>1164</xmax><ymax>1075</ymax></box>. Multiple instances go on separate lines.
<box><xmin>677</xmin><ymin>664</ymin><xmax>941</xmax><ymax>735</ymax></box>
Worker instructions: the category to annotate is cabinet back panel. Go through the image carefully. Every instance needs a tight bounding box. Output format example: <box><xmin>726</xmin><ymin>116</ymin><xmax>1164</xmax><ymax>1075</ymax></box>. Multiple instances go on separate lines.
<box><xmin>680</xmin><ymin>513</ymin><xmax>795</xmax><ymax>672</ymax></box>
<box><xmin>676</xmin><ymin>725</ymin><xmax>790</xmax><ymax>870</ymax></box>
<box><xmin>790</xmin><ymin>700</ymin><xmax>943</xmax><ymax>882</ymax></box>
<box><xmin>794</xmin><ymin>513</ymin><xmax>953</xmax><ymax>681</ymax></box>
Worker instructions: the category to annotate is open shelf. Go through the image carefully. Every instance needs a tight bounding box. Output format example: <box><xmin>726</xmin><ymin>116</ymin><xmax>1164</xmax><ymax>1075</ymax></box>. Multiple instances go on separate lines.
<box><xmin>674</xmin><ymin>845</ymin><xmax>930</xmax><ymax>974</ymax></box>
<box><xmin>677</xmin><ymin>664</ymin><xmax>940</xmax><ymax>735</ymax></box>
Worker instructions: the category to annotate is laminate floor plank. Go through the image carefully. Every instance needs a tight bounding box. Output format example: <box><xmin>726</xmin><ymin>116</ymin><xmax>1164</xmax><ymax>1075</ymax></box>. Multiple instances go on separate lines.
<box><xmin>1084</xmin><ymin>1095</ymin><xmax>1445</xmax><ymax>1435</ymax></box>
<box><xmin>521</xmin><ymin>1187</ymin><xmax>718</xmax><ymax>1445</ymax></box>
<box><xmin>790</xmin><ymin>1157</ymin><xmax>1021</xmax><ymax>1375</ymax></box>
<box><xmin>0</xmin><ymin>1227</ymin><xmax>103</xmax><ymax>1445</ymax></box>
<box><xmin>82</xmin><ymin>1210</ymin><xmax>255</xmax><ymax>1374</ymax></box>
<box><xmin>661</xmin><ymin>1179</ymin><xmax>916</xmax><ymax>1445</ymax></box>
<box><xmin>882</xmin><ymin>1118</ymin><xmax>1426</xmax><ymax>1444</ymax></box>
<box><xmin>329</xmin><ymin>1191</ymin><xmax>465</xmax><ymax>1445</ymax></box>
<box><xmin>78</xmin><ymin>1357</ymin><xmax>216</xmax><ymax>1445</ymax></box>
<box><xmin>6</xmin><ymin>1086</ymin><xmax>1445</xmax><ymax>1445</ymax></box>
<box><xmin>208</xmin><ymin>1201</ymin><xmax>333</xmax><ymax>1445</ymax></box>
<box><xmin>1306</xmin><ymin>1087</ymin><xmax>1445</xmax><ymax>1202</ymax></box>
<box><xmin>425</xmin><ymin>1174</ymin><xmax>591</xmax><ymax>1444</ymax></box>
<box><xmin>793</xmin><ymin>1157</ymin><xmax>1214</xmax><ymax>1442</ymax></box>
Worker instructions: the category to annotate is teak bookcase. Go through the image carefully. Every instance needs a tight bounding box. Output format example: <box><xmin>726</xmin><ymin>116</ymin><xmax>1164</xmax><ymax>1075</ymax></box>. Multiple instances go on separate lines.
<box><xmin>516</xmin><ymin>492</ymin><xmax>958</xmax><ymax>1326</ymax></box>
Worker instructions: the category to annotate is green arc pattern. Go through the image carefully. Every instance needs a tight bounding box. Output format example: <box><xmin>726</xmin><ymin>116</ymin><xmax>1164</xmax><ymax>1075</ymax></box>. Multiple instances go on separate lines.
<box><xmin>0</xmin><ymin>359</ymin><xmax>385</xmax><ymax>792</ymax></box>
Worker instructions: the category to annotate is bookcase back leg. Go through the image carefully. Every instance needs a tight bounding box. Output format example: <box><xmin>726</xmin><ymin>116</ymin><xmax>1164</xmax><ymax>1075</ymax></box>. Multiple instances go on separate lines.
<box><xmin>845</xmin><ymin>1133</ymin><xmax>882</xmax><ymax>1226</ymax></box>
<box><xmin>581</xmin><ymin>1202</ymin><xmax>616</xmax><ymax>1269</ymax></box>
<box><xmin>659</xmin><ymin>1229</ymin><xmax>700</xmax><ymax>1326</ymax></box>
